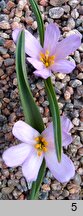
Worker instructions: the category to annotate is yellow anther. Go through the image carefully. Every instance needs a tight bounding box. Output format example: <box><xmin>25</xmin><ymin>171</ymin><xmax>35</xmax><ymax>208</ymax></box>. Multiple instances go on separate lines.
<box><xmin>40</xmin><ymin>50</ymin><xmax>55</xmax><ymax>68</ymax></box>
<box><xmin>35</xmin><ymin>136</ymin><xmax>48</xmax><ymax>156</ymax></box>
<box><xmin>35</xmin><ymin>144</ymin><xmax>41</xmax><ymax>149</ymax></box>
<box><xmin>40</xmin><ymin>57</ymin><xmax>44</xmax><ymax>63</ymax></box>
<box><xmin>38</xmin><ymin>151</ymin><xmax>42</xmax><ymax>156</ymax></box>
<box><xmin>41</xmin><ymin>137</ymin><xmax>45</xmax><ymax>142</ymax></box>
<box><xmin>45</xmin><ymin>62</ymin><xmax>49</xmax><ymax>67</ymax></box>
<box><xmin>44</xmin><ymin>141</ymin><xmax>48</xmax><ymax>146</ymax></box>
<box><xmin>42</xmin><ymin>147</ymin><xmax>47</xmax><ymax>152</ymax></box>
<box><xmin>35</xmin><ymin>137</ymin><xmax>40</xmax><ymax>142</ymax></box>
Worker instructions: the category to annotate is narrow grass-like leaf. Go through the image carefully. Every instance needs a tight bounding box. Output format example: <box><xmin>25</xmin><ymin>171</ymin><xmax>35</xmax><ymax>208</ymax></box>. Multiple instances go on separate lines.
<box><xmin>30</xmin><ymin>159</ymin><xmax>46</xmax><ymax>200</ymax></box>
<box><xmin>29</xmin><ymin>0</ymin><xmax>44</xmax><ymax>46</ymax></box>
<box><xmin>29</xmin><ymin>0</ymin><xmax>46</xmax><ymax>199</ymax></box>
<box><xmin>16</xmin><ymin>31</ymin><xmax>44</xmax><ymax>133</ymax></box>
<box><xmin>16</xmin><ymin>30</ymin><xmax>45</xmax><ymax>199</ymax></box>
<box><xmin>44</xmin><ymin>78</ymin><xmax>62</xmax><ymax>162</ymax></box>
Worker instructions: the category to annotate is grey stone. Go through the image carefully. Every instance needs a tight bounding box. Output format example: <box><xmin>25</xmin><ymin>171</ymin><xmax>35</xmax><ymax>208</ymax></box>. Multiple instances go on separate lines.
<box><xmin>55</xmin><ymin>82</ymin><xmax>65</xmax><ymax>90</ymax></box>
<box><xmin>0</xmin><ymin>21</ymin><xmax>11</xmax><ymax>30</ymax></box>
<box><xmin>2</xmin><ymin>187</ymin><xmax>14</xmax><ymax>195</ymax></box>
<box><xmin>77</xmin><ymin>73</ymin><xmax>83</xmax><ymax>80</ymax></box>
<box><xmin>0</xmin><ymin>14</ymin><xmax>9</xmax><ymax>22</ymax></box>
<box><xmin>4</xmin><ymin>58</ymin><xmax>15</xmax><ymax>67</ymax></box>
<box><xmin>0</xmin><ymin>0</ymin><xmax>6</xmax><ymax>10</ymax></box>
<box><xmin>50</xmin><ymin>0</ymin><xmax>68</xmax><ymax>6</ymax></box>
<box><xmin>78</xmin><ymin>43</ymin><xmax>83</xmax><ymax>52</ymax></box>
<box><xmin>62</xmin><ymin>190</ymin><xmax>69</xmax><ymax>197</ymax></box>
<box><xmin>77</xmin><ymin>86</ymin><xmax>83</xmax><ymax>97</ymax></box>
<box><xmin>72</xmin><ymin>118</ymin><xmax>80</xmax><ymax>126</ymax></box>
<box><xmin>49</xmin><ymin>7</ymin><xmax>64</xmax><ymax>19</ymax></box>
<box><xmin>63</xmin><ymin>5</ymin><xmax>70</xmax><ymax>13</ymax></box>
<box><xmin>75</xmin><ymin>18</ymin><xmax>83</xmax><ymax>27</ymax></box>
<box><xmin>67</xmin><ymin>17</ymin><xmax>75</xmax><ymax>29</ymax></box>
<box><xmin>69</xmin><ymin>79</ymin><xmax>82</xmax><ymax>88</ymax></box>
<box><xmin>77</xmin><ymin>62</ymin><xmax>83</xmax><ymax>72</ymax></box>
<box><xmin>77</xmin><ymin>26</ymin><xmax>83</xmax><ymax>33</ymax></box>
<box><xmin>68</xmin><ymin>0</ymin><xmax>80</xmax><ymax>8</ymax></box>
<box><xmin>20</xmin><ymin>178</ymin><xmax>27</xmax><ymax>192</ymax></box>
<box><xmin>0</xmin><ymin>37</ymin><xmax>5</xmax><ymax>46</ymax></box>
<box><xmin>74</xmin><ymin>51</ymin><xmax>81</xmax><ymax>63</ymax></box>
<box><xmin>74</xmin><ymin>99</ymin><xmax>83</xmax><ymax>109</ymax></box>
<box><xmin>0</xmin><ymin>46</ymin><xmax>7</xmax><ymax>55</ymax></box>
<box><xmin>0</xmin><ymin>115</ymin><xmax>7</xmax><ymax>125</ymax></box>
<box><xmin>71</xmin><ymin>9</ymin><xmax>79</xmax><ymax>19</ymax></box>
<box><xmin>0</xmin><ymin>89</ymin><xmax>4</xmax><ymax>98</ymax></box>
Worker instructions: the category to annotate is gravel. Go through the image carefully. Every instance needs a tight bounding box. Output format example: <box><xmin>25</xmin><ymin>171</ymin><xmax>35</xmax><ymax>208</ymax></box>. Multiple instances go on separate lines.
<box><xmin>49</xmin><ymin>7</ymin><xmax>64</xmax><ymax>19</ymax></box>
<box><xmin>0</xmin><ymin>0</ymin><xmax>83</xmax><ymax>200</ymax></box>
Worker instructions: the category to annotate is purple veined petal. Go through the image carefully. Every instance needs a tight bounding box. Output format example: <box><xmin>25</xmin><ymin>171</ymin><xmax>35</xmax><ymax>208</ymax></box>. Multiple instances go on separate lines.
<box><xmin>45</xmin><ymin>151</ymin><xmax>75</xmax><ymax>183</ymax></box>
<box><xmin>51</xmin><ymin>59</ymin><xmax>76</xmax><ymax>74</ymax></box>
<box><xmin>22</xmin><ymin>151</ymin><xmax>43</xmax><ymax>182</ymax></box>
<box><xmin>12</xmin><ymin>28</ymin><xmax>43</xmax><ymax>58</ymax></box>
<box><xmin>62</xmin><ymin>131</ymin><xmax>73</xmax><ymax>147</ymax></box>
<box><xmin>33</xmin><ymin>68</ymin><xmax>51</xmax><ymax>79</ymax></box>
<box><xmin>44</xmin><ymin>23</ymin><xmax>60</xmax><ymax>55</ymax></box>
<box><xmin>12</xmin><ymin>120</ymin><xmax>40</xmax><ymax>145</ymax></box>
<box><xmin>55</xmin><ymin>34</ymin><xmax>81</xmax><ymax>60</ymax></box>
<box><xmin>2</xmin><ymin>143</ymin><xmax>32</xmax><ymax>167</ymax></box>
<box><xmin>61</xmin><ymin>116</ymin><xmax>73</xmax><ymax>132</ymax></box>
<box><xmin>27</xmin><ymin>57</ymin><xmax>45</xmax><ymax>70</ymax></box>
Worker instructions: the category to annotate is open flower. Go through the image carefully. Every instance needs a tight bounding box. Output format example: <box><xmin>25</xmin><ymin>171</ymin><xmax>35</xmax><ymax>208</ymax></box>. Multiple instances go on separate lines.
<box><xmin>12</xmin><ymin>23</ymin><xmax>81</xmax><ymax>79</ymax></box>
<box><xmin>2</xmin><ymin>116</ymin><xmax>75</xmax><ymax>183</ymax></box>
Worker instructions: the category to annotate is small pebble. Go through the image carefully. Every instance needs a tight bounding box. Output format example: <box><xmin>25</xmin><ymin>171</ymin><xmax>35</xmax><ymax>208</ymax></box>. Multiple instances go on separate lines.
<box><xmin>72</xmin><ymin>118</ymin><xmax>80</xmax><ymax>126</ymax></box>
<box><xmin>49</xmin><ymin>7</ymin><xmax>64</xmax><ymax>19</ymax></box>
<box><xmin>78</xmin><ymin>147</ymin><xmax>83</xmax><ymax>156</ymax></box>
<box><xmin>69</xmin><ymin>79</ymin><xmax>82</xmax><ymax>88</ymax></box>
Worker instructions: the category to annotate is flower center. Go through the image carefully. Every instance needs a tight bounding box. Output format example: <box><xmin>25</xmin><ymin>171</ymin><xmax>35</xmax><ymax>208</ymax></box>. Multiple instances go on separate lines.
<box><xmin>35</xmin><ymin>136</ymin><xmax>48</xmax><ymax>156</ymax></box>
<box><xmin>40</xmin><ymin>50</ymin><xmax>55</xmax><ymax>68</ymax></box>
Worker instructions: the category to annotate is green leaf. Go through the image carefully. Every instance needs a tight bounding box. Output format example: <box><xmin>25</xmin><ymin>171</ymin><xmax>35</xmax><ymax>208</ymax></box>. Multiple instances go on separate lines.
<box><xmin>16</xmin><ymin>30</ymin><xmax>45</xmax><ymax>199</ymax></box>
<box><xmin>29</xmin><ymin>0</ymin><xmax>46</xmax><ymax>199</ymax></box>
<box><xmin>44</xmin><ymin>78</ymin><xmax>62</xmax><ymax>162</ymax></box>
<box><xmin>30</xmin><ymin>159</ymin><xmax>46</xmax><ymax>200</ymax></box>
<box><xmin>29</xmin><ymin>0</ymin><xmax>44</xmax><ymax>46</ymax></box>
<box><xmin>16</xmin><ymin>30</ymin><xmax>44</xmax><ymax>133</ymax></box>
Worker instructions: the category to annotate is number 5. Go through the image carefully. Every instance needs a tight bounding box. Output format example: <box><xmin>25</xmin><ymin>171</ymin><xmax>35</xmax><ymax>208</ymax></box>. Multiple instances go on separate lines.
<box><xmin>71</xmin><ymin>203</ymin><xmax>77</xmax><ymax>211</ymax></box>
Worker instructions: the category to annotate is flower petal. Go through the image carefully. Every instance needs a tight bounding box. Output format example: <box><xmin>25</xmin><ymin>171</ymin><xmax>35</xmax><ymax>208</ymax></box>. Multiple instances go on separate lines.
<box><xmin>44</xmin><ymin>23</ymin><xmax>60</xmax><ymax>55</ymax></box>
<box><xmin>2</xmin><ymin>143</ymin><xmax>32</xmax><ymax>167</ymax></box>
<box><xmin>55</xmin><ymin>34</ymin><xmax>81</xmax><ymax>59</ymax></box>
<box><xmin>12</xmin><ymin>120</ymin><xmax>40</xmax><ymax>145</ymax></box>
<box><xmin>45</xmin><ymin>151</ymin><xmax>75</xmax><ymax>183</ymax></box>
<box><xmin>61</xmin><ymin>116</ymin><xmax>73</xmax><ymax>132</ymax></box>
<box><xmin>12</xmin><ymin>28</ymin><xmax>42</xmax><ymax>58</ymax></box>
<box><xmin>51</xmin><ymin>59</ymin><xmax>75</xmax><ymax>74</ymax></box>
<box><xmin>22</xmin><ymin>151</ymin><xmax>43</xmax><ymax>182</ymax></box>
<box><xmin>62</xmin><ymin>131</ymin><xmax>73</xmax><ymax>147</ymax></box>
<box><xmin>27</xmin><ymin>57</ymin><xmax>44</xmax><ymax>70</ymax></box>
<box><xmin>42</xmin><ymin>119</ymin><xmax>73</xmax><ymax>149</ymax></box>
<box><xmin>12</xmin><ymin>28</ymin><xmax>21</xmax><ymax>43</ymax></box>
<box><xmin>33</xmin><ymin>68</ymin><xmax>51</xmax><ymax>79</ymax></box>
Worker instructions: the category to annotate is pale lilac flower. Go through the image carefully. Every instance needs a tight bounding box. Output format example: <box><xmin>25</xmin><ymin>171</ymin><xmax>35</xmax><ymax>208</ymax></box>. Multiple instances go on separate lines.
<box><xmin>12</xmin><ymin>23</ymin><xmax>81</xmax><ymax>79</ymax></box>
<box><xmin>2</xmin><ymin>116</ymin><xmax>75</xmax><ymax>183</ymax></box>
